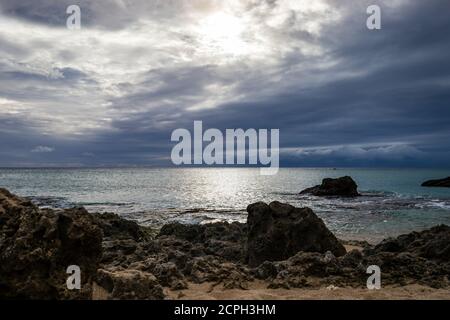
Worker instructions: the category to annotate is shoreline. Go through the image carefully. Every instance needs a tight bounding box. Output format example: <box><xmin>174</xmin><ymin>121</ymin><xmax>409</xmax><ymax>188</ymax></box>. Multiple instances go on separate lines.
<box><xmin>1</xmin><ymin>187</ymin><xmax>449</xmax><ymax>300</ymax></box>
<box><xmin>27</xmin><ymin>203</ymin><xmax>443</xmax><ymax>245</ymax></box>
<box><xmin>3</xmin><ymin>169</ymin><xmax>450</xmax><ymax>245</ymax></box>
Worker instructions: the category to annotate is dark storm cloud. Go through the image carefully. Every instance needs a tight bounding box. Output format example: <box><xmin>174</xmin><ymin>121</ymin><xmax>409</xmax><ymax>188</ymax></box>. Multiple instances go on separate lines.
<box><xmin>0</xmin><ymin>0</ymin><xmax>449</xmax><ymax>167</ymax></box>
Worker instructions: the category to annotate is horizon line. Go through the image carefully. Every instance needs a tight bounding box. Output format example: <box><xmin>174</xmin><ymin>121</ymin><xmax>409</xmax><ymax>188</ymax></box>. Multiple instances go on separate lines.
<box><xmin>0</xmin><ymin>166</ymin><xmax>449</xmax><ymax>170</ymax></box>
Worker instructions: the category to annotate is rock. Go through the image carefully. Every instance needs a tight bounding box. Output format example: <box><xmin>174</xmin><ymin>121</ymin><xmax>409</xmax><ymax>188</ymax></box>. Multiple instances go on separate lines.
<box><xmin>152</xmin><ymin>262</ymin><xmax>186</xmax><ymax>289</ymax></box>
<box><xmin>92</xmin><ymin>212</ymin><xmax>146</xmax><ymax>241</ymax></box>
<box><xmin>158</xmin><ymin>221</ymin><xmax>246</xmax><ymax>244</ymax></box>
<box><xmin>0</xmin><ymin>188</ymin><xmax>103</xmax><ymax>299</ymax></box>
<box><xmin>254</xmin><ymin>261</ymin><xmax>278</xmax><ymax>279</ymax></box>
<box><xmin>95</xmin><ymin>269</ymin><xmax>165</xmax><ymax>299</ymax></box>
<box><xmin>421</xmin><ymin>177</ymin><xmax>450</xmax><ymax>188</ymax></box>
<box><xmin>246</xmin><ymin>201</ymin><xmax>346</xmax><ymax>267</ymax></box>
<box><xmin>364</xmin><ymin>252</ymin><xmax>449</xmax><ymax>288</ymax></box>
<box><xmin>266</xmin><ymin>252</ymin><xmax>336</xmax><ymax>289</ymax></box>
<box><xmin>2</xmin><ymin>187</ymin><xmax>449</xmax><ymax>297</ymax></box>
<box><xmin>365</xmin><ymin>225</ymin><xmax>450</xmax><ymax>262</ymax></box>
<box><xmin>299</xmin><ymin>176</ymin><xmax>360</xmax><ymax>197</ymax></box>
<box><xmin>158</xmin><ymin>222</ymin><xmax>246</xmax><ymax>262</ymax></box>
<box><xmin>184</xmin><ymin>255</ymin><xmax>251</xmax><ymax>287</ymax></box>
<box><xmin>158</xmin><ymin>223</ymin><xmax>204</xmax><ymax>242</ymax></box>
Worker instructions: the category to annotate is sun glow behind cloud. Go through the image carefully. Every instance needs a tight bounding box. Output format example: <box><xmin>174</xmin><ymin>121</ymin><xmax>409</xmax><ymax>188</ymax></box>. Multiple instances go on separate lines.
<box><xmin>194</xmin><ymin>12</ymin><xmax>260</xmax><ymax>58</ymax></box>
<box><xmin>0</xmin><ymin>0</ymin><xmax>346</xmax><ymax>137</ymax></box>
<box><xmin>0</xmin><ymin>0</ymin><xmax>342</xmax><ymax>122</ymax></box>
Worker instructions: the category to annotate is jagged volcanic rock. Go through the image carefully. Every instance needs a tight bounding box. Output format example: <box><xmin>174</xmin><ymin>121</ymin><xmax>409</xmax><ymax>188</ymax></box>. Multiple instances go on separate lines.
<box><xmin>1</xmin><ymin>188</ymin><xmax>449</xmax><ymax>299</ymax></box>
<box><xmin>246</xmin><ymin>201</ymin><xmax>346</xmax><ymax>267</ymax></box>
<box><xmin>0</xmin><ymin>188</ymin><xmax>102</xmax><ymax>299</ymax></box>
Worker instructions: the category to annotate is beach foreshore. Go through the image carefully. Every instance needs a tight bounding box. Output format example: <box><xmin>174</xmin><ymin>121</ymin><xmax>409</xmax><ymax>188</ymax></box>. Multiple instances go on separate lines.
<box><xmin>164</xmin><ymin>282</ymin><xmax>450</xmax><ymax>300</ymax></box>
<box><xmin>1</xmin><ymin>187</ymin><xmax>449</xmax><ymax>300</ymax></box>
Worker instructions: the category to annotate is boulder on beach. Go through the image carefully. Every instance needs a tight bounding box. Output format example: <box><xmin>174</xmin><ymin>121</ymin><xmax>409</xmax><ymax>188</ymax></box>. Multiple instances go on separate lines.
<box><xmin>0</xmin><ymin>188</ymin><xmax>103</xmax><ymax>299</ymax></box>
<box><xmin>246</xmin><ymin>201</ymin><xmax>346</xmax><ymax>267</ymax></box>
<box><xmin>299</xmin><ymin>176</ymin><xmax>360</xmax><ymax>197</ymax></box>
<box><xmin>365</xmin><ymin>225</ymin><xmax>450</xmax><ymax>262</ymax></box>
<box><xmin>421</xmin><ymin>177</ymin><xmax>450</xmax><ymax>188</ymax></box>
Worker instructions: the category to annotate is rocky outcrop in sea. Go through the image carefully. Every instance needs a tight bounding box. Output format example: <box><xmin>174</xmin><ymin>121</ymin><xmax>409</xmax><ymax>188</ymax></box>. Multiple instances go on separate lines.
<box><xmin>299</xmin><ymin>176</ymin><xmax>360</xmax><ymax>197</ymax></box>
<box><xmin>421</xmin><ymin>177</ymin><xmax>450</xmax><ymax>188</ymax></box>
<box><xmin>0</xmin><ymin>188</ymin><xmax>449</xmax><ymax>299</ymax></box>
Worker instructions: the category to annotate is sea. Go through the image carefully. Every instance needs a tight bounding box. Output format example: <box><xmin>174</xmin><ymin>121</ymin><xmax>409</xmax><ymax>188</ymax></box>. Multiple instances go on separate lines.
<box><xmin>1</xmin><ymin>168</ymin><xmax>449</xmax><ymax>243</ymax></box>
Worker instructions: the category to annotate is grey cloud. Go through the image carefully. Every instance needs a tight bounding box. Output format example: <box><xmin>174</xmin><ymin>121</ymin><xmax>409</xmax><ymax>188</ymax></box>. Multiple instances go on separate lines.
<box><xmin>0</xmin><ymin>0</ymin><xmax>449</xmax><ymax>167</ymax></box>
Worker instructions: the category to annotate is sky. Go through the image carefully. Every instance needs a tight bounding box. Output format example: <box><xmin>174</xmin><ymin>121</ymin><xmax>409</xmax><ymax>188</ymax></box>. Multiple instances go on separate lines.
<box><xmin>0</xmin><ymin>0</ymin><xmax>449</xmax><ymax>168</ymax></box>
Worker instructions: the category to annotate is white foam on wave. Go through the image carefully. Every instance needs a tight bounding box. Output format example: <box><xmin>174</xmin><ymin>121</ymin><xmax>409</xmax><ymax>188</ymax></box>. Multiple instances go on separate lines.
<box><xmin>426</xmin><ymin>200</ymin><xmax>450</xmax><ymax>209</ymax></box>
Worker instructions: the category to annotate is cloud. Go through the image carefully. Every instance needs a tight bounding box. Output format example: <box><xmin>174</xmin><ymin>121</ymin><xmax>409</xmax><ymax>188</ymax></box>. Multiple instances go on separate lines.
<box><xmin>0</xmin><ymin>1</ymin><xmax>449</xmax><ymax>167</ymax></box>
<box><xmin>282</xmin><ymin>143</ymin><xmax>426</xmax><ymax>164</ymax></box>
<box><xmin>31</xmin><ymin>146</ymin><xmax>55</xmax><ymax>153</ymax></box>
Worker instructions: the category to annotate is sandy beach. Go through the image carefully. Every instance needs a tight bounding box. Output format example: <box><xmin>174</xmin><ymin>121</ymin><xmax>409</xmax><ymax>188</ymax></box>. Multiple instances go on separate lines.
<box><xmin>166</xmin><ymin>282</ymin><xmax>450</xmax><ymax>300</ymax></box>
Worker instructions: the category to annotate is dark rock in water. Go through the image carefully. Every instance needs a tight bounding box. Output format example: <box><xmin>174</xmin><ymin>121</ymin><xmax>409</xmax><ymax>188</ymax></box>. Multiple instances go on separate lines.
<box><xmin>0</xmin><ymin>188</ymin><xmax>103</xmax><ymax>299</ymax></box>
<box><xmin>246</xmin><ymin>201</ymin><xmax>346</xmax><ymax>267</ymax></box>
<box><xmin>421</xmin><ymin>177</ymin><xmax>450</xmax><ymax>188</ymax></box>
<box><xmin>299</xmin><ymin>176</ymin><xmax>360</xmax><ymax>197</ymax></box>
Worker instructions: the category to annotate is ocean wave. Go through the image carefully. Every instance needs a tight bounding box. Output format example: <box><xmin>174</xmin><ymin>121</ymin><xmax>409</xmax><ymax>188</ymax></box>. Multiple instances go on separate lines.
<box><xmin>418</xmin><ymin>200</ymin><xmax>450</xmax><ymax>210</ymax></box>
<box><xmin>122</xmin><ymin>207</ymin><xmax>247</xmax><ymax>226</ymax></box>
<box><xmin>359</xmin><ymin>190</ymin><xmax>397</xmax><ymax>197</ymax></box>
<box><xmin>76</xmin><ymin>201</ymin><xmax>135</xmax><ymax>207</ymax></box>
<box><xmin>294</xmin><ymin>191</ymin><xmax>450</xmax><ymax>214</ymax></box>
<box><xmin>26</xmin><ymin>196</ymin><xmax>73</xmax><ymax>209</ymax></box>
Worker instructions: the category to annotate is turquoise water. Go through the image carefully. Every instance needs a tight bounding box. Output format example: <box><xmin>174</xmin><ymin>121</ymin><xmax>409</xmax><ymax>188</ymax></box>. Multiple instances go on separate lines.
<box><xmin>1</xmin><ymin>168</ymin><xmax>449</xmax><ymax>242</ymax></box>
